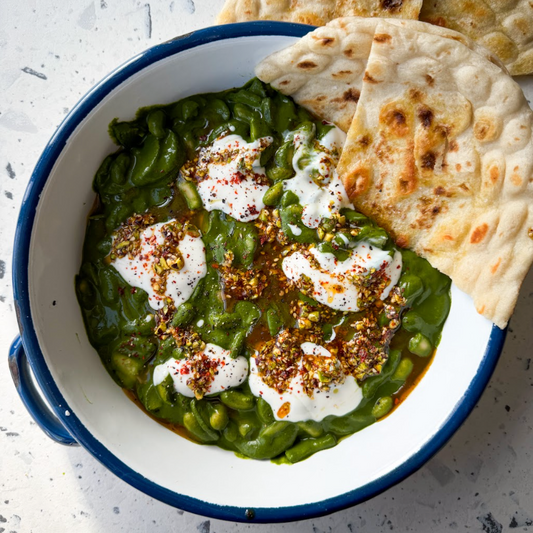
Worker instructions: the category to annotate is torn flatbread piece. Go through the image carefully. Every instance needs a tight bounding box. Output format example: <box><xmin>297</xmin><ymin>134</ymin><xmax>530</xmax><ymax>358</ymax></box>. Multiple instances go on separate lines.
<box><xmin>420</xmin><ymin>0</ymin><xmax>533</xmax><ymax>76</ymax></box>
<box><xmin>256</xmin><ymin>18</ymin><xmax>377</xmax><ymax>132</ymax></box>
<box><xmin>255</xmin><ymin>17</ymin><xmax>504</xmax><ymax>132</ymax></box>
<box><xmin>338</xmin><ymin>20</ymin><xmax>533</xmax><ymax>328</ymax></box>
<box><xmin>217</xmin><ymin>0</ymin><xmax>423</xmax><ymax>26</ymax></box>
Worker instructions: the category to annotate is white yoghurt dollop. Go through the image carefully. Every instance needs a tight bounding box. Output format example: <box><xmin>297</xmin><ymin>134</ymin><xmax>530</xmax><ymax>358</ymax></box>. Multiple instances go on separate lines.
<box><xmin>282</xmin><ymin>243</ymin><xmax>402</xmax><ymax>312</ymax></box>
<box><xmin>197</xmin><ymin>134</ymin><xmax>273</xmax><ymax>222</ymax></box>
<box><xmin>248</xmin><ymin>343</ymin><xmax>363</xmax><ymax>422</ymax></box>
<box><xmin>112</xmin><ymin>220</ymin><xmax>207</xmax><ymax>310</ymax></box>
<box><xmin>284</xmin><ymin>125</ymin><xmax>351</xmax><ymax>228</ymax></box>
<box><xmin>153</xmin><ymin>343</ymin><xmax>248</xmax><ymax>397</ymax></box>
<box><xmin>318</xmin><ymin>126</ymin><xmax>347</xmax><ymax>152</ymax></box>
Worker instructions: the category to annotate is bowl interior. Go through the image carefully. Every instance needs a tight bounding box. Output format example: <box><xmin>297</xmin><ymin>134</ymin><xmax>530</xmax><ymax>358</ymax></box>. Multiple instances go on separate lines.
<box><xmin>26</xmin><ymin>31</ymin><xmax>495</xmax><ymax>512</ymax></box>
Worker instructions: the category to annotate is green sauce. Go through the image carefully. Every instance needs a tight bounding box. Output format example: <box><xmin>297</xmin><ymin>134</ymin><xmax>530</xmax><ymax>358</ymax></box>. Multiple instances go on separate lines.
<box><xmin>76</xmin><ymin>78</ymin><xmax>451</xmax><ymax>463</ymax></box>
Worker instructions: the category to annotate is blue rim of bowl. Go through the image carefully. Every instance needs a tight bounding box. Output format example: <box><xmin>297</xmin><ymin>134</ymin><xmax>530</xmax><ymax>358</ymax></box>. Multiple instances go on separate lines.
<box><xmin>12</xmin><ymin>21</ymin><xmax>507</xmax><ymax>524</ymax></box>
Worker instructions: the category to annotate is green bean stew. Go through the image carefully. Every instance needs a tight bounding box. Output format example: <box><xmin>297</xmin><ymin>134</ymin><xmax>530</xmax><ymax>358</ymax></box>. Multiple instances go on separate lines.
<box><xmin>76</xmin><ymin>78</ymin><xmax>451</xmax><ymax>463</ymax></box>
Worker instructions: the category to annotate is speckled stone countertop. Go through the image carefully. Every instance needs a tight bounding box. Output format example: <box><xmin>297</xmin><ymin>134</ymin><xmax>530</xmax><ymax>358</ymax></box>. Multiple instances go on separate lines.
<box><xmin>2</xmin><ymin>2</ymin><xmax>533</xmax><ymax>532</ymax></box>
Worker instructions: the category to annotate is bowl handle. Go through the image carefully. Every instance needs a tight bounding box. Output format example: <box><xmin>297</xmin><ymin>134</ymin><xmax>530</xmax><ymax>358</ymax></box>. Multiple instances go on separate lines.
<box><xmin>8</xmin><ymin>336</ymin><xmax>78</xmax><ymax>446</ymax></box>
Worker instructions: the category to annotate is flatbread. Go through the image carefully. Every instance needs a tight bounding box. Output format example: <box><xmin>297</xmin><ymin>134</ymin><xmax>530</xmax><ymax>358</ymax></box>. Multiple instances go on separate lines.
<box><xmin>217</xmin><ymin>0</ymin><xmax>423</xmax><ymax>26</ymax></box>
<box><xmin>256</xmin><ymin>18</ymin><xmax>377</xmax><ymax>132</ymax></box>
<box><xmin>255</xmin><ymin>17</ymin><xmax>505</xmax><ymax>132</ymax></box>
<box><xmin>338</xmin><ymin>20</ymin><xmax>533</xmax><ymax>328</ymax></box>
<box><xmin>420</xmin><ymin>0</ymin><xmax>533</xmax><ymax>76</ymax></box>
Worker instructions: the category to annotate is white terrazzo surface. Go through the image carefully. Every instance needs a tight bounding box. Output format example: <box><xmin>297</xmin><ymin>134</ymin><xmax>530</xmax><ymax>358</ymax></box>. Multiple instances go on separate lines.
<box><xmin>1</xmin><ymin>2</ymin><xmax>533</xmax><ymax>532</ymax></box>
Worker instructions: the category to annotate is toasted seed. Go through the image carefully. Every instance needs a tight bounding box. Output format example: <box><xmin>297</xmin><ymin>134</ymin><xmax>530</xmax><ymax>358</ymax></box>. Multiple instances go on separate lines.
<box><xmin>308</xmin><ymin>311</ymin><xmax>320</xmax><ymax>322</ymax></box>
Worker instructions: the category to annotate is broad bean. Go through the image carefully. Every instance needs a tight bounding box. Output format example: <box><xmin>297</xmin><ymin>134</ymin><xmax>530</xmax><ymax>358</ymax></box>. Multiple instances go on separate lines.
<box><xmin>261</xmin><ymin>97</ymin><xmax>274</xmax><ymax>125</ymax></box>
<box><xmin>223</xmin><ymin>421</ymin><xmax>238</xmax><ymax>442</ymax></box>
<box><xmin>229</xmin><ymin>330</ymin><xmax>246</xmax><ymax>358</ymax></box>
<box><xmin>246</xmin><ymin>78</ymin><xmax>267</xmax><ymax>98</ymax></box>
<box><xmin>266</xmin><ymin>308</ymin><xmax>283</xmax><ymax>336</ymax></box>
<box><xmin>285</xmin><ymin>434</ymin><xmax>337</xmax><ymax>463</ymax></box>
<box><xmin>208</xmin><ymin>99</ymin><xmax>230</xmax><ymax>121</ymax></box>
<box><xmin>181</xmin><ymin>100</ymin><xmax>200</xmax><ymax>121</ymax></box>
<box><xmin>172</xmin><ymin>303</ymin><xmax>196</xmax><ymax>327</ymax></box>
<box><xmin>256</xmin><ymin>397</ymin><xmax>275</xmax><ymax>425</ymax></box>
<box><xmin>191</xmin><ymin>399</ymin><xmax>219</xmax><ymax>441</ymax></box>
<box><xmin>235</xmin><ymin>421</ymin><xmax>298</xmax><ymax>460</ymax></box>
<box><xmin>142</xmin><ymin>385</ymin><xmax>163</xmax><ymax>412</ymax></box>
<box><xmin>341</xmin><ymin>208</ymin><xmax>368</xmax><ymax>225</ymax></box>
<box><xmin>296</xmin><ymin>420</ymin><xmax>324</xmax><ymax>438</ymax></box>
<box><xmin>156</xmin><ymin>375</ymin><xmax>176</xmax><ymax>405</ymax></box>
<box><xmin>233</xmin><ymin>103</ymin><xmax>259</xmax><ymax>123</ymax></box>
<box><xmin>401</xmin><ymin>310</ymin><xmax>426</xmax><ymax>333</ymax></box>
<box><xmin>98</xmin><ymin>268</ymin><xmax>120</xmax><ymax>305</ymax></box>
<box><xmin>280</xmin><ymin>190</ymin><xmax>299</xmax><ymax>208</ymax></box>
<box><xmin>391</xmin><ymin>358</ymin><xmax>414</xmax><ymax>383</ymax></box>
<box><xmin>210</xmin><ymin>312</ymin><xmax>242</xmax><ymax>330</ymax></box>
<box><xmin>250</xmin><ymin>117</ymin><xmax>270</xmax><ymax>141</ymax></box>
<box><xmin>229</xmin><ymin>89</ymin><xmax>263</xmax><ymax>108</ymax></box>
<box><xmin>274</xmin><ymin>141</ymin><xmax>295</xmax><ymax>169</ymax></box>
<box><xmin>263</xmin><ymin>182</ymin><xmax>284</xmax><ymax>206</ymax></box>
<box><xmin>267</xmin><ymin>166</ymin><xmax>293</xmax><ymax>183</ymax></box>
<box><xmin>323</xmin><ymin>413</ymin><xmax>375</xmax><ymax>436</ymax></box>
<box><xmin>76</xmin><ymin>276</ymin><xmax>97</xmax><ymax>310</ymax></box>
<box><xmin>408</xmin><ymin>333</ymin><xmax>433</xmax><ymax>357</ymax></box>
<box><xmin>111</xmin><ymin>352</ymin><xmax>144</xmax><ymax>389</ymax></box>
<box><xmin>372</xmin><ymin>396</ymin><xmax>393</xmax><ymax>419</ymax></box>
<box><xmin>209</xmin><ymin>403</ymin><xmax>229</xmax><ymax>431</ymax></box>
<box><xmin>362</xmin><ymin>349</ymin><xmax>401</xmax><ymax>399</ymax></box>
<box><xmin>220</xmin><ymin>390</ymin><xmax>255</xmax><ymax>410</ymax></box>
<box><xmin>147</xmin><ymin>110</ymin><xmax>166</xmax><ymax>138</ymax></box>
<box><xmin>274</xmin><ymin>97</ymin><xmax>298</xmax><ymax>132</ymax></box>
<box><xmin>183</xmin><ymin>412</ymin><xmax>218</xmax><ymax>443</ymax></box>
<box><xmin>399</xmin><ymin>275</ymin><xmax>424</xmax><ymax>305</ymax></box>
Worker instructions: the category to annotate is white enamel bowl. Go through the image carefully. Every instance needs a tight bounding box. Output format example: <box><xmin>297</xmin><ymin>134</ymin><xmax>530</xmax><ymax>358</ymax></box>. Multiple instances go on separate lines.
<box><xmin>9</xmin><ymin>22</ymin><xmax>506</xmax><ymax>523</ymax></box>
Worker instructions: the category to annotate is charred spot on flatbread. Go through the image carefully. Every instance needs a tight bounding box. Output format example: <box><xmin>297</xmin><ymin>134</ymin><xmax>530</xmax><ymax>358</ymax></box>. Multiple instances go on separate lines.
<box><xmin>344</xmin><ymin>165</ymin><xmax>371</xmax><ymax>198</ymax></box>
<box><xmin>297</xmin><ymin>60</ymin><xmax>319</xmax><ymax>70</ymax></box>
<box><xmin>420</xmin><ymin>152</ymin><xmax>436</xmax><ymax>170</ymax></box>
<box><xmin>470</xmin><ymin>223</ymin><xmax>489</xmax><ymax>244</ymax></box>
<box><xmin>374</xmin><ymin>33</ymin><xmax>392</xmax><ymax>43</ymax></box>
<box><xmin>343</xmin><ymin>88</ymin><xmax>360</xmax><ymax>102</ymax></box>
<box><xmin>417</xmin><ymin>106</ymin><xmax>434</xmax><ymax>128</ymax></box>
<box><xmin>380</xmin><ymin>104</ymin><xmax>411</xmax><ymax>137</ymax></box>
<box><xmin>363</xmin><ymin>71</ymin><xmax>380</xmax><ymax>84</ymax></box>
<box><xmin>381</xmin><ymin>0</ymin><xmax>405</xmax><ymax>13</ymax></box>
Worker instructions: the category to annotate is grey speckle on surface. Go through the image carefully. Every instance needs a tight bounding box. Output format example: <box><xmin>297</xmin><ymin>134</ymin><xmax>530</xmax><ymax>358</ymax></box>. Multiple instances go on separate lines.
<box><xmin>509</xmin><ymin>510</ymin><xmax>533</xmax><ymax>528</ymax></box>
<box><xmin>197</xmin><ymin>520</ymin><xmax>210</xmax><ymax>533</ymax></box>
<box><xmin>175</xmin><ymin>0</ymin><xmax>195</xmax><ymax>14</ymax></box>
<box><xmin>477</xmin><ymin>513</ymin><xmax>503</xmax><ymax>533</ymax></box>
<box><xmin>466</xmin><ymin>455</ymin><xmax>484</xmax><ymax>483</ymax></box>
<box><xmin>113</xmin><ymin>507</ymin><xmax>119</xmax><ymax>515</ymax></box>
<box><xmin>0</xmin><ymin>260</ymin><xmax>5</xmax><ymax>279</ymax></box>
<box><xmin>425</xmin><ymin>457</ymin><xmax>455</xmax><ymax>486</ymax></box>
<box><xmin>78</xmin><ymin>2</ymin><xmax>96</xmax><ymax>30</ymax></box>
<box><xmin>0</xmin><ymin>110</ymin><xmax>38</xmax><ymax>133</ymax></box>
<box><xmin>5</xmin><ymin>163</ymin><xmax>15</xmax><ymax>179</ymax></box>
<box><xmin>4</xmin><ymin>191</ymin><xmax>13</xmax><ymax>200</ymax></box>
<box><xmin>145</xmin><ymin>3</ymin><xmax>152</xmax><ymax>38</ymax></box>
<box><xmin>20</xmin><ymin>67</ymin><xmax>47</xmax><ymax>80</ymax></box>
